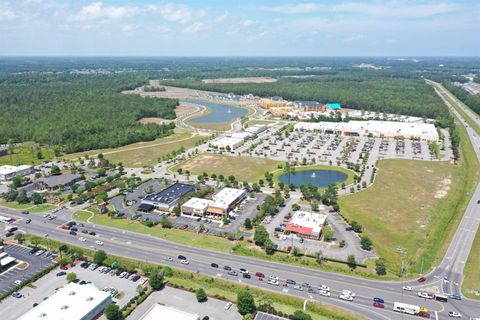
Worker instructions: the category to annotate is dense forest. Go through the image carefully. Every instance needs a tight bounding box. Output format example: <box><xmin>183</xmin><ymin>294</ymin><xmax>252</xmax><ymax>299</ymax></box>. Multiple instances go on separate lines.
<box><xmin>0</xmin><ymin>73</ymin><xmax>178</xmax><ymax>153</ymax></box>
<box><xmin>162</xmin><ymin>76</ymin><xmax>449</xmax><ymax>119</ymax></box>
<box><xmin>442</xmin><ymin>82</ymin><xmax>480</xmax><ymax>116</ymax></box>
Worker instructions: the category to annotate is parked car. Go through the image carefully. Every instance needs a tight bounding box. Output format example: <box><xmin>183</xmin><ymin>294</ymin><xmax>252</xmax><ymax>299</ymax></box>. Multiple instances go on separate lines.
<box><xmin>59</xmin><ymin>265</ymin><xmax>68</xmax><ymax>270</ymax></box>
<box><xmin>11</xmin><ymin>292</ymin><xmax>22</xmax><ymax>298</ymax></box>
<box><xmin>14</xmin><ymin>280</ymin><xmax>22</xmax><ymax>286</ymax></box>
<box><xmin>56</xmin><ymin>271</ymin><xmax>66</xmax><ymax>276</ymax></box>
<box><xmin>225</xmin><ymin>302</ymin><xmax>232</xmax><ymax>310</ymax></box>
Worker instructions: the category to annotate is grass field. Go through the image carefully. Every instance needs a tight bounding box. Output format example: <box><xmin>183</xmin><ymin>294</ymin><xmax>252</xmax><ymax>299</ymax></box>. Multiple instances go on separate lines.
<box><xmin>170</xmin><ymin>153</ymin><xmax>280</xmax><ymax>182</ymax></box>
<box><xmin>0</xmin><ymin>142</ymin><xmax>54</xmax><ymax>166</ymax></box>
<box><xmin>271</xmin><ymin>164</ymin><xmax>356</xmax><ymax>188</ymax></box>
<box><xmin>0</xmin><ymin>201</ymin><xmax>56</xmax><ymax>212</ymax></box>
<box><xmin>64</xmin><ymin>129</ymin><xmax>203</xmax><ymax>167</ymax></box>
<box><xmin>339</xmin><ymin>159</ymin><xmax>467</xmax><ymax>275</ymax></box>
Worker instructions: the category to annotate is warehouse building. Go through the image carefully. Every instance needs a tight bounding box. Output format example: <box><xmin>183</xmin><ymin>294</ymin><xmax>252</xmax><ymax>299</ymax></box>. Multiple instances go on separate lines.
<box><xmin>293</xmin><ymin>100</ymin><xmax>326</xmax><ymax>112</ymax></box>
<box><xmin>181</xmin><ymin>197</ymin><xmax>214</xmax><ymax>218</ymax></box>
<box><xmin>37</xmin><ymin>173</ymin><xmax>83</xmax><ymax>191</ymax></box>
<box><xmin>285</xmin><ymin>211</ymin><xmax>327</xmax><ymax>239</ymax></box>
<box><xmin>207</xmin><ymin>187</ymin><xmax>247</xmax><ymax>217</ymax></box>
<box><xmin>227</xmin><ymin>132</ymin><xmax>254</xmax><ymax>140</ymax></box>
<box><xmin>141</xmin><ymin>183</ymin><xmax>195</xmax><ymax>212</ymax></box>
<box><xmin>211</xmin><ymin>137</ymin><xmax>245</xmax><ymax>150</ymax></box>
<box><xmin>294</xmin><ymin>120</ymin><xmax>439</xmax><ymax>141</ymax></box>
<box><xmin>0</xmin><ymin>165</ymin><xmax>33</xmax><ymax>182</ymax></box>
<box><xmin>245</xmin><ymin>124</ymin><xmax>267</xmax><ymax>135</ymax></box>
<box><xmin>18</xmin><ymin>282</ymin><xmax>111</xmax><ymax>320</ymax></box>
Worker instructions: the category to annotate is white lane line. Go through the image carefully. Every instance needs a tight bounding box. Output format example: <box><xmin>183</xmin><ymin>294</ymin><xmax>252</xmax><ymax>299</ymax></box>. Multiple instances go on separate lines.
<box><xmin>435</xmin><ymin>311</ymin><xmax>438</xmax><ymax>320</ymax></box>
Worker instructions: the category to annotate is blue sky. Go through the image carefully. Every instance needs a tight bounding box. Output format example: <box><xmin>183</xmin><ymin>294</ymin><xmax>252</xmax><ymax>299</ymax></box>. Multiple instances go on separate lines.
<box><xmin>0</xmin><ymin>0</ymin><xmax>479</xmax><ymax>56</ymax></box>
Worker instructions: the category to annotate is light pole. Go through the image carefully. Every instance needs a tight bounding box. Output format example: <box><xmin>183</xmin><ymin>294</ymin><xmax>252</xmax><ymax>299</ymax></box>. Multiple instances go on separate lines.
<box><xmin>396</xmin><ymin>245</ymin><xmax>407</xmax><ymax>320</ymax></box>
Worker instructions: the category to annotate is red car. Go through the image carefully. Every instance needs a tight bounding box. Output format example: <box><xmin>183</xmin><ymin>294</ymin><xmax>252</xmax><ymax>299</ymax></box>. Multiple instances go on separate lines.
<box><xmin>418</xmin><ymin>311</ymin><xmax>430</xmax><ymax>318</ymax></box>
<box><xmin>59</xmin><ymin>265</ymin><xmax>68</xmax><ymax>270</ymax></box>
<box><xmin>373</xmin><ymin>302</ymin><xmax>384</xmax><ymax>309</ymax></box>
<box><xmin>418</xmin><ymin>277</ymin><xmax>426</xmax><ymax>283</ymax></box>
<box><xmin>255</xmin><ymin>272</ymin><xmax>265</xmax><ymax>278</ymax></box>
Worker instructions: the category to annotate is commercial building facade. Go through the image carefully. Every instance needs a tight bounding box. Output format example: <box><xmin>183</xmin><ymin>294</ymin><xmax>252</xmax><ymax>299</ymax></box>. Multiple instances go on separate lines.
<box><xmin>0</xmin><ymin>165</ymin><xmax>33</xmax><ymax>182</ymax></box>
<box><xmin>207</xmin><ymin>187</ymin><xmax>247</xmax><ymax>216</ymax></box>
<box><xmin>181</xmin><ymin>197</ymin><xmax>214</xmax><ymax>218</ymax></box>
<box><xmin>18</xmin><ymin>282</ymin><xmax>111</xmax><ymax>320</ymax></box>
<box><xmin>285</xmin><ymin>211</ymin><xmax>327</xmax><ymax>239</ymax></box>
<box><xmin>37</xmin><ymin>173</ymin><xmax>83</xmax><ymax>191</ymax></box>
<box><xmin>139</xmin><ymin>304</ymin><xmax>200</xmax><ymax>320</ymax></box>
<box><xmin>294</xmin><ymin>120</ymin><xmax>439</xmax><ymax>141</ymax></box>
<box><xmin>211</xmin><ymin>137</ymin><xmax>244</xmax><ymax>150</ymax></box>
<box><xmin>141</xmin><ymin>183</ymin><xmax>195</xmax><ymax>212</ymax></box>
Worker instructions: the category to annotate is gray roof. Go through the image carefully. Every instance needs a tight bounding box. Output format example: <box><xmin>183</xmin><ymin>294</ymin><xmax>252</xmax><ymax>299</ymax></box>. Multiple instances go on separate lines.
<box><xmin>255</xmin><ymin>312</ymin><xmax>288</xmax><ymax>320</ymax></box>
<box><xmin>143</xmin><ymin>183</ymin><xmax>195</xmax><ymax>206</ymax></box>
<box><xmin>39</xmin><ymin>173</ymin><xmax>81</xmax><ymax>187</ymax></box>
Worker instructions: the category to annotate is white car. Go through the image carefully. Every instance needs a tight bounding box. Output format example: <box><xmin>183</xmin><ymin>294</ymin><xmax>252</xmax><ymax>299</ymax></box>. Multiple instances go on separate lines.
<box><xmin>180</xmin><ymin>259</ymin><xmax>189</xmax><ymax>265</ymax></box>
<box><xmin>449</xmin><ymin>312</ymin><xmax>462</xmax><ymax>318</ymax></box>
<box><xmin>78</xmin><ymin>237</ymin><xmax>86</xmax><ymax>242</ymax></box>
<box><xmin>319</xmin><ymin>285</ymin><xmax>330</xmax><ymax>291</ymax></box>
<box><xmin>139</xmin><ymin>277</ymin><xmax>148</xmax><ymax>285</ymax></box>
<box><xmin>225</xmin><ymin>302</ymin><xmax>232</xmax><ymax>310</ymax></box>
<box><xmin>402</xmin><ymin>285</ymin><xmax>413</xmax><ymax>291</ymax></box>
<box><xmin>239</xmin><ymin>268</ymin><xmax>249</xmax><ymax>274</ymax></box>
<box><xmin>95</xmin><ymin>240</ymin><xmax>104</xmax><ymax>246</ymax></box>
<box><xmin>166</xmin><ymin>256</ymin><xmax>173</xmax><ymax>261</ymax></box>
<box><xmin>293</xmin><ymin>285</ymin><xmax>303</xmax><ymax>291</ymax></box>
<box><xmin>339</xmin><ymin>294</ymin><xmax>354</xmax><ymax>301</ymax></box>
<box><xmin>342</xmin><ymin>290</ymin><xmax>355</xmax><ymax>298</ymax></box>
<box><xmin>268</xmin><ymin>279</ymin><xmax>280</xmax><ymax>286</ymax></box>
<box><xmin>13</xmin><ymin>280</ymin><xmax>22</xmax><ymax>286</ymax></box>
<box><xmin>418</xmin><ymin>291</ymin><xmax>433</xmax><ymax>299</ymax></box>
<box><xmin>268</xmin><ymin>275</ymin><xmax>279</xmax><ymax>281</ymax></box>
<box><xmin>319</xmin><ymin>290</ymin><xmax>331</xmax><ymax>297</ymax></box>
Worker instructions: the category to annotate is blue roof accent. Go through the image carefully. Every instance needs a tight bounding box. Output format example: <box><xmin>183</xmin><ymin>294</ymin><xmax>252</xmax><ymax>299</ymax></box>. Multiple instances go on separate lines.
<box><xmin>143</xmin><ymin>182</ymin><xmax>195</xmax><ymax>207</ymax></box>
<box><xmin>326</xmin><ymin>103</ymin><xmax>342</xmax><ymax>109</ymax></box>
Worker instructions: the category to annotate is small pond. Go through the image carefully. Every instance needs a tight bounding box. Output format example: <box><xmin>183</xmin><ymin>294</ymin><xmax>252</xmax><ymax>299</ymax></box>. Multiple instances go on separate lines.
<box><xmin>279</xmin><ymin>169</ymin><xmax>347</xmax><ymax>188</ymax></box>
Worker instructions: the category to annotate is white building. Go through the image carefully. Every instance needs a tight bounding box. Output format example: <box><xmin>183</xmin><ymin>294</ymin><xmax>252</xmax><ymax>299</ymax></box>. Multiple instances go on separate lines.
<box><xmin>207</xmin><ymin>187</ymin><xmax>247</xmax><ymax>216</ymax></box>
<box><xmin>294</xmin><ymin>120</ymin><xmax>439</xmax><ymax>141</ymax></box>
<box><xmin>18</xmin><ymin>282</ymin><xmax>112</xmax><ymax>320</ymax></box>
<box><xmin>0</xmin><ymin>165</ymin><xmax>33</xmax><ymax>182</ymax></box>
<box><xmin>139</xmin><ymin>304</ymin><xmax>199</xmax><ymax>320</ymax></box>
<box><xmin>211</xmin><ymin>137</ymin><xmax>244</xmax><ymax>150</ymax></box>
<box><xmin>228</xmin><ymin>132</ymin><xmax>254</xmax><ymax>140</ymax></box>
<box><xmin>181</xmin><ymin>197</ymin><xmax>214</xmax><ymax>218</ymax></box>
<box><xmin>285</xmin><ymin>211</ymin><xmax>327</xmax><ymax>239</ymax></box>
<box><xmin>245</xmin><ymin>124</ymin><xmax>267</xmax><ymax>135</ymax></box>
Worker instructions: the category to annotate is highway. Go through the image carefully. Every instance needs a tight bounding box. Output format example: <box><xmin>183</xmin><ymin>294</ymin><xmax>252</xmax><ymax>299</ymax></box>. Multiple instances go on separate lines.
<box><xmin>2</xmin><ymin>82</ymin><xmax>480</xmax><ymax>319</ymax></box>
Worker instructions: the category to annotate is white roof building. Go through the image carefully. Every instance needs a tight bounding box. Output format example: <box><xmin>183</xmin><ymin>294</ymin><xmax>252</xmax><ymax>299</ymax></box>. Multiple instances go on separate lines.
<box><xmin>211</xmin><ymin>188</ymin><xmax>247</xmax><ymax>210</ymax></box>
<box><xmin>211</xmin><ymin>137</ymin><xmax>244</xmax><ymax>150</ymax></box>
<box><xmin>285</xmin><ymin>210</ymin><xmax>327</xmax><ymax>239</ymax></box>
<box><xmin>18</xmin><ymin>282</ymin><xmax>112</xmax><ymax>320</ymax></box>
<box><xmin>0</xmin><ymin>165</ymin><xmax>33</xmax><ymax>181</ymax></box>
<box><xmin>245</xmin><ymin>124</ymin><xmax>267</xmax><ymax>134</ymax></box>
<box><xmin>181</xmin><ymin>197</ymin><xmax>214</xmax><ymax>216</ymax></box>
<box><xmin>139</xmin><ymin>304</ymin><xmax>199</xmax><ymax>320</ymax></box>
<box><xmin>294</xmin><ymin>120</ymin><xmax>438</xmax><ymax>141</ymax></box>
<box><xmin>228</xmin><ymin>132</ymin><xmax>254</xmax><ymax>140</ymax></box>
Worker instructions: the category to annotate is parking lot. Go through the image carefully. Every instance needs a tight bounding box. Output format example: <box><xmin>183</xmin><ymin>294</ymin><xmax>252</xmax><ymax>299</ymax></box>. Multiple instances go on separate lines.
<box><xmin>1</xmin><ymin>261</ymin><xmax>141</xmax><ymax>320</ymax></box>
<box><xmin>128</xmin><ymin>285</ymin><xmax>242</xmax><ymax>320</ymax></box>
<box><xmin>0</xmin><ymin>244</ymin><xmax>55</xmax><ymax>295</ymax></box>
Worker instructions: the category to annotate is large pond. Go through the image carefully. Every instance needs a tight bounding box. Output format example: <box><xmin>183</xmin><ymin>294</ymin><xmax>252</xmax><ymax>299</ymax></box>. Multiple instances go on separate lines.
<box><xmin>279</xmin><ymin>169</ymin><xmax>348</xmax><ymax>188</ymax></box>
<box><xmin>184</xmin><ymin>99</ymin><xmax>248</xmax><ymax>124</ymax></box>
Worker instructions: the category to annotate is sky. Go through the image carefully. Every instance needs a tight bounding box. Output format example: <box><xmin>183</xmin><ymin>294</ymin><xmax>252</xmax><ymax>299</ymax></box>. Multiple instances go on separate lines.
<box><xmin>0</xmin><ymin>0</ymin><xmax>479</xmax><ymax>56</ymax></box>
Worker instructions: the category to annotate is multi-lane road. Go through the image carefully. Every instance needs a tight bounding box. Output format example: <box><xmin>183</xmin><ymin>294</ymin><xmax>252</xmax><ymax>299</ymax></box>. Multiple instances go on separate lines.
<box><xmin>2</xmin><ymin>83</ymin><xmax>480</xmax><ymax>319</ymax></box>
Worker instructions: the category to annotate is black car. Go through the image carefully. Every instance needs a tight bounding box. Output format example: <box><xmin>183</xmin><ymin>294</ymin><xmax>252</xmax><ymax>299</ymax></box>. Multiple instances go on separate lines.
<box><xmin>89</xmin><ymin>231</ymin><xmax>96</xmax><ymax>236</ymax></box>
<box><xmin>26</xmin><ymin>219</ymin><xmax>31</xmax><ymax>224</ymax></box>
<box><xmin>210</xmin><ymin>263</ymin><xmax>219</xmax><ymax>268</ymax></box>
<box><xmin>223</xmin><ymin>265</ymin><xmax>232</xmax><ymax>271</ymax></box>
<box><xmin>69</xmin><ymin>231</ymin><xmax>77</xmax><ymax>236</ymax></box>
<box><xmin>286</xmin><ymin>279</ymin><xmax>296</xmax><ymax>285</ymax></box>
<box><xmin>5</xmin><ymin>232</ymin><xmax>14</xmax><ymax>237</ymax></box>
<box><xmin>178</xmin><ymin>255</ymin><xmax>186</xmax><ymax>260</ymax></box>
<box><xmin>242</xmin><ymin>273</ymin><xmax>251</xmax><ymax>279</ymax></box>
<box><xmin>21</xmin><ymin>211</ymin><xmax>29</xmax><ymax>215</ymax></box>
<box><xmin>29</xmin><ymin>248</ymin><xmax>38</xmax><ymax>254</ymax></box>
<box><xmin>80</xmin><ymin>262</ymin><xmax>89</xmax><ymax>268</ymax></box>
<box><xmin>70</xmin><ymin>227</ymin><xmax>78</xmax><ymax>232</ymax></box>
<box><xmin>81</xmin><ymin>230</ymin><xmax>88</xmax><ymax>234</ymax></box>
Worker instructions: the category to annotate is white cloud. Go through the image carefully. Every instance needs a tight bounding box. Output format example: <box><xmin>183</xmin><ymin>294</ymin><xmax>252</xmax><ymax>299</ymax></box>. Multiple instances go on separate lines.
<box><xmin>70</xmin><ymin>2</ymin><xmax>132</xmax><ymax>22</ymax></box>
<box><xmin>183</xmin><ymin>21</ymin><xmax>204</xmax><ymax>33</ymax></box>
<box><xmin>258</xmin><ymin>3</ymin><xmax>321</xmax><ymax>14</ymax></box>
<box><xmin>241</xmin><ymin>19</ymin><xmax>255</xmax><ymax>27</ymax></box>
<box><xmin>215</xmin><ymin>11</ymin><xmax>229</xmax><ymax>22</ymax></box>
<box><xmin>0</xmin><ymin>4</ymin><xmax>17</xmax><ymax>21</ymax></box>
<box><xmin>248</xmin><ymin>31</ymin><xmax>268</xmax><ymax>41</ymax></box>
<box><xmin>148</xmin><ymin>3</ymin><xmax>205</xmax><ymax>24</ymax></box>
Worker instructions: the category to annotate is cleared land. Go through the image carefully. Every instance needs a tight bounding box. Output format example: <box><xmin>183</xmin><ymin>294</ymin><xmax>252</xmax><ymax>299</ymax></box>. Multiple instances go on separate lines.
<box><xmin>339</xmin><ymin>156</ymin><xmax>476</xmax><ymax>275</ymax></box>
<box><xmin>64</xmin><ymin>130</ymin><xmax>203</xmax><ymax>167</ymax></box>
<box><xmin>202</xmin><ymin>77</ymin><xmax>278</xmax><ymax>84</ymax></box>
<box><xmin>0</xmin><ymin>201</ymin><xmax>56</xmax><ymax>212</ymax></box>
<box><xmin>170</xmin><ymin>153</ymin><xmax>280</xmax><ymax>182</ymax></box>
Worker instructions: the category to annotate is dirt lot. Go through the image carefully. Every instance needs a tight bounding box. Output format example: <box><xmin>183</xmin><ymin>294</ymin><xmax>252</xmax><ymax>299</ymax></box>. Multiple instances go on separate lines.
<box><xmin>202</xmin><ymin>77</ymin><xmax>277</xmax><ymax>84</ymax></box>
<box><xmin>123</xmin><ymin>85</ymin><xmax>213</xmax><ymax>100</ymax></box>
